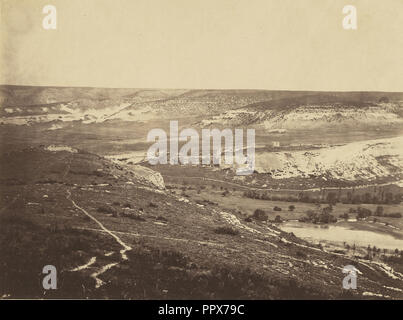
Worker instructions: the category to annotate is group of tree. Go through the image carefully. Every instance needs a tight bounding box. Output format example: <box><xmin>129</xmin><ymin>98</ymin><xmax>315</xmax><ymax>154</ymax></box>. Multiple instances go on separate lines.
<box><xmin>244</xmin><ymin>190</ymin><xmax>402</xmax><ymax>205</ymax></box>
<box><xmin>300</xmin><ymin>206</ymin><xmax>337</xmax><ymax>224</ymax></box>
<box><xmin>347</xmin><ymin>206</ymin><xmax>402</xmax><ymax>220</ymax></box>
<box><xmin>243</xmin><ymin>190</ymin><xmax>299</xmax><ymax>202</ymax></box>
<box><xmin>342</xmin><ymin>191</ymin><xmax>401</xmax><ymax>205</ymax></box>
<box><xmin>365</xmin><ymin>246</ymin><xmax>402</xmax><ymax>260</ymax></box>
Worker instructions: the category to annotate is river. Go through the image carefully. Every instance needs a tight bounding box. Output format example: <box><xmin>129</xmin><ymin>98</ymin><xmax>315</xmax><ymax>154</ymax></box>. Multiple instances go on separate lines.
<box><xmin>279</xmin><ymin>221</ymin><xmax>403</xmax><ymax>250</ymax></box>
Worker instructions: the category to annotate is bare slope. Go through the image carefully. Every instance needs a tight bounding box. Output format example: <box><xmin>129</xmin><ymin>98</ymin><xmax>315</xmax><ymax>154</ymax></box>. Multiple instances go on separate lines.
<box><xmin>201</xmin><ymin>95</ymin><xmax>403</xmax><ymax>129</ymax></box>
<box><xmin>3</xmin><ymin>86</ymin><xmax>402</xmax><ymax>126</ymax></box>
<box><xmin>255</xmin><ymin>136</ymin><xmax>403</xmax><ymax>182</ymax></box>
<box><xmin>1</xmin><ymin>146</ymin><xmax>403</xmax><ymax>299</ymax></box>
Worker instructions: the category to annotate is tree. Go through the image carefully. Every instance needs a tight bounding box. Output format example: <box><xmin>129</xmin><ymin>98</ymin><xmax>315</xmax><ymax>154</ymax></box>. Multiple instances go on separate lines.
<box><xmin>326</xmin><ymin>192</ymin><xmax>337</xmax><ymax>205</ymax></box>
<box><xmin>363</xmin><ymin>193</ymin><xmax>372</xmax><ymax>204</ymax></box>
<box><xmin>253</xmin><ymin>209</ymin><xmax>268</xmax><ymax>221</ymax></box>
<box><xmin>352</xmin><ymin>195</ymin><xmax>362</xmax><ymax>204</ymax></box>
<box><xmin>340</xmin><ymin>213</ymin><xmax>349</xmax><ymax>220</ymax></box>
<box><xmin>385</xmin><ymin>192</ymin><xmax>394</xmax><ymax>204</ymax></box>
<box><xmin>322</xmin><ymin>205</ymin><xmax>333</xmax><ymax>215</ymax></box>
<box><xmin>357</xmin><ymin>207</ymin><xmax>371</xmax><ymax>220</ymax></box>
<box><xmin>375</xmin><ymin>206</ymin><xmax>384</xmax><ymax>216</ymax></box>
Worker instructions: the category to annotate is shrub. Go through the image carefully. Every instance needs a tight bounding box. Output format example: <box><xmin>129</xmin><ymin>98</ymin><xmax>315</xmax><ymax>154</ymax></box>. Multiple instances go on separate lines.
<box><xmin>375</xmin><ymin>206</ymin><xmax>384</xmax><ymax>216</ymax></box>
<box><xmin>357</xmin><ymin>207</ymin><xmax>372</xmax><ymax>220</ymax></box>
<box><xmin>274</xmin><ymin>215</ymin><xmax>282</xmax><ymax>223</ymax></box>
<box><xmin>149</xmin><ymin>202</ymin><xmax>158</xmax><ymax>208</ymax></box>
<box><xmin>318</xmin><ymin>212</ymin><xmax>337</xmax><ymax>224</ymax></box>
<box><xmin>339</xmin><ymin>213</ymin><xmax>349</xmax><ymax>220</ymax></box>
<box><xmin>304</xmin><ymin>210</ymin><xmax>336</xmax><ymax>224</ymax></box>
<box><xmin>244</xmin><ymin>217</ymin><xmax>252</xmax><ymax>222</ymax></box>
<box><xmin>296</xmin><ymin>250</ymin><xmax>307</xmax><ymax>259</ymax></box>
<box><xmin>121</xmin><ymin>212</ymin><xmax>145</xmax><ymax>221</ymax></box>
<box><xmin>214</xmin><ymin>226</ymin><xmax>240</xmax><ymax>236</ymax></box>
<box><xmin>288</xmin><ymin>205</ymin><xmax>295</xmax><ymax>211</ymax></box>
<box><xmin>97</xmin><ymin>205</ymin><xmax>116</xmax><ymax>214</ymax></box>
<box><xmin>385</xmin><ymin>212</ymin><xmax>402</xmax><ymax>218</ymax></box>
<box><xmin>253</xmin><ymin>209</ymin><xmax>268</xmax><ymax>221</ymax></box>
<box><xmin>273</xmin><ymin>206</ymin><xmax>282</xmax><ymax>211</ymax></box>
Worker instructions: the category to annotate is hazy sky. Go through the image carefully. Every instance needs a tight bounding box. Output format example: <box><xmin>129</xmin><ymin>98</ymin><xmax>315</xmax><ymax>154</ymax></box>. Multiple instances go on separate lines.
<box><xmin>1</xmin><ymin>0</ymin><xmax>402</xmax><ymax>91</ymax></box>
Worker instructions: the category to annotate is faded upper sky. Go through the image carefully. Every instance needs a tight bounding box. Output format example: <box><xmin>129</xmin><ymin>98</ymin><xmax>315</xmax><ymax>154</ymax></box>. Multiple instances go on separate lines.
<box><xmin>0</xmin><ymin>0</ymin><xmax>402</xmax><ymax>91</ymax></box>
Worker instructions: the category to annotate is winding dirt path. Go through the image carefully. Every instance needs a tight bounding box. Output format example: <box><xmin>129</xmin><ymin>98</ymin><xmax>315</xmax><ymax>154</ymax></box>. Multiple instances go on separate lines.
<box><xmin>66</xmin><ymin>189</ymin><xmax>132</xmax><ymax>287</ymax></box>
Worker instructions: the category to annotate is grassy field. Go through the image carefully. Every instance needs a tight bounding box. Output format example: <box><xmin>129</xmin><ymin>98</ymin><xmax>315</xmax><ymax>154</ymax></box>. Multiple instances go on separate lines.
<box><xmin>172</xmin><ymin>185</ymin><xmax>403</xmax><ymax>233</ymax></box>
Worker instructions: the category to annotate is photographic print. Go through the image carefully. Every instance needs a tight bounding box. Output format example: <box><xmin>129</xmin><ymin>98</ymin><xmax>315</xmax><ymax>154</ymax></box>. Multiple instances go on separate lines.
<box><xmin>1</xmin><ymin>0</ymin><xmax>403</xmax><ymax>303</ymax></box>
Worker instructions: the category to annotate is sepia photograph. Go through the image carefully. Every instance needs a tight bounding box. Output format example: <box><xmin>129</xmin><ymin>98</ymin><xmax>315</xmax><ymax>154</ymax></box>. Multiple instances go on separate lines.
<box><xmin>1</xmin><ymin>0</ymin><xmax>403</xmax><ymax>306</ymax></box>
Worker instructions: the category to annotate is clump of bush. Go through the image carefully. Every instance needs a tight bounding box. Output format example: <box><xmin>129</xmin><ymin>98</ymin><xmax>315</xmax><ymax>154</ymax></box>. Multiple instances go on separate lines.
<box><xmin>97</xmin><ymin>205</ymin><xmax>116</xmax><ymax>215</ymax></box>
<box><xmin>296</xmin><ymin>250</ymin><xmax>307</xmax><ymax>259</ymax></box>
<box><xmin>156</xmin><ymin>216</ymin><xmax>168</xmax><ymax>222</ymax></box>
<box><xmin>339</xmin><ymin>213</ymin><xmax>349</xmax><ymax>220</ymax></box>
<box><xmin>351</xmin><ymin>205</ymin><xmax>401</xmax><ymax>219</ymax></box>
<box><xmin>301</xmin><ymin>209</ymin><xmax>337</xmax><ymax>224</ymax></box>
<box><xmin>252</xmin><ymin>209</ymin><xmax>268</xmax><ymax>221</ymax></box>
<box><xmin>386</xmin><ymin>212</ymin><xmax>402</xmax><ymax>218</ymax></box>
<box><xmin>288</xmin><ymin>205</ymin><xmax>295</xmax><ymax>211</ymax></box>
<box><xmin>214</xmin><ymin>226</ymin><xmax>240</xmax><ymax>236</ymax></box>
<box><xmin>273</xmin><ymin>206</ymin><xmax>282</xmax><ymax>211</ymax></box>
<box><xmin>149</xmin><ymin>202</ymin><xmax>158</xmax><ymax>208</ymax></box>
<box><xmin>356</xmin><ymin>207</ymin><xmax>372</xmax><ymax>220</ymax></box>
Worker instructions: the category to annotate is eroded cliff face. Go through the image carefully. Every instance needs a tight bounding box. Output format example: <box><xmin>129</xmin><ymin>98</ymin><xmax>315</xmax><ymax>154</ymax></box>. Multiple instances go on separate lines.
<box><xmin>201</xmin><ymin>103</ymin><xmax>403</xmax><ymax>129</ymax></box>
<box><xmin>129</xmin><ymin>164</ymin><xmax>165</xmax><ymax>189</ymax></box>
<box><xmin>254</xmin><ymin>136</ymin><xmax>403</xmax><ymax>181</ymax></box>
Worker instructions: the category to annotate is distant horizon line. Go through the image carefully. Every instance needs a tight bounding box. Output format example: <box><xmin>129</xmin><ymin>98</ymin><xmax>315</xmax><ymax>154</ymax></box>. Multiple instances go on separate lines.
<box><xmin>1</xmin><ymin>83</ymin><xmax>402</xmax><ymax>94</ymax></box>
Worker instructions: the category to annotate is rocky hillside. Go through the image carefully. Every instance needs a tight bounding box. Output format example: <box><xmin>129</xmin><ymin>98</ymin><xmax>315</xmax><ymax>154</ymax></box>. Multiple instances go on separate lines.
<box><xmin>255</xmin><ymin>136</ymin><xmax>403</xmax><ymax>182</ymax></box>
<box><xmin>201</xmin><ymin>96</ymin><xmax>403</xmax><ymax>130</ymax></box>
<box><xmin>1</xmin><ymin>146</ymin><xmax>403</xmax><ymax>299</ymax></box>
<box><xmin>3</xmin><ymin>86</ymin><xmax>402</xmax><ymax>126</ymax></box>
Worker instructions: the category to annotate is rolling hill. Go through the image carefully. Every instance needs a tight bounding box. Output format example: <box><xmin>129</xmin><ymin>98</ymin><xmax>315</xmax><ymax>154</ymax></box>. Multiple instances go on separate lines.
<box><xmin>1</xmin><ymin>145</ymin><xmax>403</xmax><ymax>298</ymax></box>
